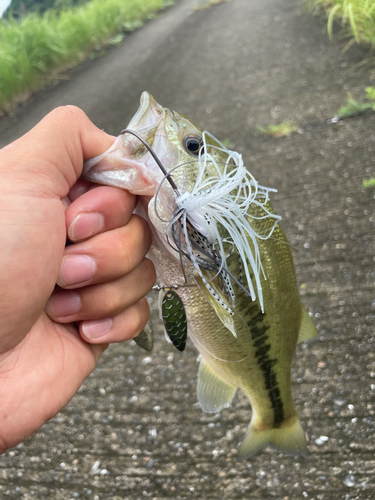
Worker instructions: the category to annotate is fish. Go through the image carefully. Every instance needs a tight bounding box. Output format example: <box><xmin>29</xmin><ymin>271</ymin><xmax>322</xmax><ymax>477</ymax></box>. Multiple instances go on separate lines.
<box><xmin>83</xmin><ymin>91</ymin><xmax>317</xmax><ymax>459</ymax></box>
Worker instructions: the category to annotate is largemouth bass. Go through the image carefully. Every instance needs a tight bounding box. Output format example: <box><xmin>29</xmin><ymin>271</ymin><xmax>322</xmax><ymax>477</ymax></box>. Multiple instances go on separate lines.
<box><xmin>83</xmin><ymin>92</ymin><xmax>317</xmax><ymax>459</ymax></box>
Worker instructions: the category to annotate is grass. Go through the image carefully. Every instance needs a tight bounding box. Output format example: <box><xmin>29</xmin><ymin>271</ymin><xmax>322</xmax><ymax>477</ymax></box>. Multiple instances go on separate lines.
<box><xmin>257</xmin><ymin>121</ymin><xmax>298</xmax><ymax>138</ymax></box>
<box><xmin>337</xmin><ymin>86</ymin><xmax>375</xmax><ymax>116</ymax></box>
<box><xmin>337</xmin><ymin>96</ymin><xmax>374</xmax><ymax>116</ymax></box>
<box><xmin>307</xmin><ymin>0</ymin><xmax>375</xmax><ymax>48</ymax></box>
<box><xmin>0</xmin><ymin>0</ymin><xmax>172</xmax><ymax>113</ymax></box>
<box><xmin>363</xmin><ymin>177</ymin><xmax>375</xmax><ymax>187</ymax></box>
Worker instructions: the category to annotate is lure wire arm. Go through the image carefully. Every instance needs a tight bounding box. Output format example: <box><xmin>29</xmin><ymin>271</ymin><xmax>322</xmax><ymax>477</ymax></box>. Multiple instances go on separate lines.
<box><xmin>120</xmin><ymin>128</ymin><xmax>181</xmax><ymax>195</ymax></box>
<box><xmin>153</xmin><ymin>284</ymin><xmax>197</xmax><ymax>291</ymax></box>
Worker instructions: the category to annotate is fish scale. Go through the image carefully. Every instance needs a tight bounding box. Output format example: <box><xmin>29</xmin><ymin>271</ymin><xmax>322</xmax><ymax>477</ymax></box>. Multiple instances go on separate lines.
<box><xmin>83</xmin><ymin>91</ymin><xmax>318</xmax><ymax>459</ymax></box>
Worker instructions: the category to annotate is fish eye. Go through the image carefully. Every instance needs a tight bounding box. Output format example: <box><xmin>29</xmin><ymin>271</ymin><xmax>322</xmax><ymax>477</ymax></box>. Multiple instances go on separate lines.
<box><xmin>183</xmin><ymin>133</ymin><xmax>203</xmax><ymax>156</ymax></box>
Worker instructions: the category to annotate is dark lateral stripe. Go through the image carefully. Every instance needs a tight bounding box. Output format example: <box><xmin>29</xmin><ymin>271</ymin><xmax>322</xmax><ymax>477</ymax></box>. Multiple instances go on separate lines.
<box><xmin>248</xmin><ymin>302</ymin><xmax>284</xmax><ymax>427</ymax></box>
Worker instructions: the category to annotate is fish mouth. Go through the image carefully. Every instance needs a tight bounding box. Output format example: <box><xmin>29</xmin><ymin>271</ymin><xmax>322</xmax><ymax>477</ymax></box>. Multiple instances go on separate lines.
<box><xmin>127</xmin><ymin>91</ymin><xmax>164</xmax><ymax>136</ymax></box>
<box><xmin>83</xmin><ymin>92</ymin><xmax>172</xmax><ymax>196</ymax></box>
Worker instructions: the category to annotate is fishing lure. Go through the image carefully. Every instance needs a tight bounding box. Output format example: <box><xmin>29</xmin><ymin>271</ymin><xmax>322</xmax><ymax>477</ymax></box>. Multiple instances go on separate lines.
<box><xmin>121</xmin><ymin>128</ymin><xmax>281</xmax><ymax>349</ymax></box>
<box><xmin>154</xmin><ymin>131</ymin><xmax>281</xmax><ymax>314</ymax></box>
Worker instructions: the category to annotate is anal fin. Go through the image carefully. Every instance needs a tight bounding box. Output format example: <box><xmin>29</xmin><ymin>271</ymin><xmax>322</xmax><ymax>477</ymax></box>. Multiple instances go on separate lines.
<box><xmin>197</xmin><ymin>359</ymin><xmax>236</xmax><ymax>413</ymax></box>
<box><xmin>297</xmin><ymin>305</ymin><xmax>318</xmax><ymax>344</ymax></box>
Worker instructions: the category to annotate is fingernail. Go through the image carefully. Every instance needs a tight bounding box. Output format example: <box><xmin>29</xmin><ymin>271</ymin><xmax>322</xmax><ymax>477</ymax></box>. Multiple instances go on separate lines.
<box><xmin>47</xmin><ymin>291</ymin><xmax>81</xmax><ymax>318</ymax></box>
<box><xmin>58</xmin><ymin>255</ymin><xmax>97</xmax><ymax>287</ymax></box>
<box><xmin>82</xmin><ymin>318</ymin><xmax>113</xmax><ymax>339</ymax></box>
<box><xmin>68</xmin><ymin>212</ymin><xmax>104</xmax><ymax>241</ymax></box>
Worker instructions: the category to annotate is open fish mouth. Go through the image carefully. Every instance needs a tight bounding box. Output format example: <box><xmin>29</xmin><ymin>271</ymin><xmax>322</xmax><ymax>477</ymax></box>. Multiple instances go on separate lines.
<box><xmin>83</xmin><ymin>92</ymin><xmax>172</xmax><ymax>195</ymax></box>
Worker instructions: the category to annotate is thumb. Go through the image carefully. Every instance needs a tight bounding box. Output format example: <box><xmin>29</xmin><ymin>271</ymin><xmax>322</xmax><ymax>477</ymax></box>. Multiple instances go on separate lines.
<box><xmin>1</xmin><ymin>106</ymin><xmax>115</xmax><ymax>199</ymax></box>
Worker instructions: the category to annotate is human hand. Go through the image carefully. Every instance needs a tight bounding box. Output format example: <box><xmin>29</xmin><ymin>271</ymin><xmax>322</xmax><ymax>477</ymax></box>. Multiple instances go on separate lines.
<box><xmin>0</xmin><ymin>106</ymin><xmax>155</xmax><ymax>453</ymax></box>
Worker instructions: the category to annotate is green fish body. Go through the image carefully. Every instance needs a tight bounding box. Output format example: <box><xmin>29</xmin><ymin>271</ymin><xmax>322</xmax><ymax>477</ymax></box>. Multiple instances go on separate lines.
<box><xmin>83</xmin><ymin>92</ymin><xmax>317</xmax><ymax>458</ymax></box>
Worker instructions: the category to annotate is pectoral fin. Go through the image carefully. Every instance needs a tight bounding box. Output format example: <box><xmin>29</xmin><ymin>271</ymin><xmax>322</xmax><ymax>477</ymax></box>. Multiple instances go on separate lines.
<box><xmin>297</xmin><ymin>305</ymin><xmax>318</xmax><ymax>344</ymax></box>
<box><xmin>197</xmin><ymin>359</ymin><xmax>237</xmax><ymax>413</ymax></box>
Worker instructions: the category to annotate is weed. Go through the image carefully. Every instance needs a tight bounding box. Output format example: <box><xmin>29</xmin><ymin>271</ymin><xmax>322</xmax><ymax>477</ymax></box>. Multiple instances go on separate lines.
<box><xmin>307</xmin><ymin>0</ymin><xmax>375</xmax><ymax>49</ymax></box>
<box><xmin>363</xmin><ymin>177</ymin><xmax>375</xmax><ymax>187</ymax></box>
<box><xmin>338</xmin><ymin>97</ymin><xmax>374</xmax><ymax>117</ymax></box>
<box><xmin>338</xmin><ymin>86</ymin><xmax>375</xmax><ymax>117</ymax></box>
<box><xmin>257</xmin><ymin>121</ymin><xmax>298</xmax><ymax>138</ymax></box>
<box><xmin>365</xmin><ymin>86</ymin><xmax>375</xmax><ymax>100</ymax></box>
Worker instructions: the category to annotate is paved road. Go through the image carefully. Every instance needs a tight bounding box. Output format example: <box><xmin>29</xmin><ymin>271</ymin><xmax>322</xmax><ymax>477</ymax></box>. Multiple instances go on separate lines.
<box><xmin>1</xmin><ymin>0</ymin><xmax>375</xmax><ymax>498</ymax></box>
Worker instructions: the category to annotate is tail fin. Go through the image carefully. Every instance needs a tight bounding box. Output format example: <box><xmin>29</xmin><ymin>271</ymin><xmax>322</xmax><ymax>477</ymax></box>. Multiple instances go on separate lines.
<box><xmin>238</xmin><ymin>413</ymin><xmax>308</xmax><ymax>460</ymax></box>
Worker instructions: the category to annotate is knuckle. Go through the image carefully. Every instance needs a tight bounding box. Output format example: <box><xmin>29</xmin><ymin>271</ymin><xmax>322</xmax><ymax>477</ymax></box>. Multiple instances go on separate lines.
<box><xmin>118</xmin><ymin>242</ymin><xmax>133</xmax><ymax>274</ymax></box>
<box><xmin>119</xmin><ymin>216</ymin><xmax>152</xmax><ymax>273</ymax></box>
<box><xmin>128</xmin><ymin>301</ymin><xmax>150</xmax><ymax>337</ymax></box>
<box><xmin>132</xmin><ymin>215</ymin><xmax>153</xmax><ymax>248</ymax></box>
<box><xmin>51</xmin><ymin>105</ymin><xmax>86</xmax><ymax>122</ymax></box>
<box><xmin>141</xmin><ymin>258</ymin><xmax>156</xmax><ymax>286</ymax></box>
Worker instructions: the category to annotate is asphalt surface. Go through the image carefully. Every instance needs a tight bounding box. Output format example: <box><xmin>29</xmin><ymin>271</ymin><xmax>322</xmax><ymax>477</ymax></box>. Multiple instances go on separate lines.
<box><xmin>1</xmin><ymin>0</ymin><xmax>375</xmax><ymax>498</ymax></box>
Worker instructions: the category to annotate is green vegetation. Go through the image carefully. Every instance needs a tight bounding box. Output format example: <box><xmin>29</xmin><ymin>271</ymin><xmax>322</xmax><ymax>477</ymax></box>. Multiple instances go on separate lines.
<box><xmin>363</xmin><ymin>177</ymin><xmax>375</xmax><ymax>187</ymax></box>
<box><xmin>338</xmin><ymin>96</ymin><xmax>374</xmax><ymax>117</ymax></box>
<box><xmin>0</xmin><ymin>0</ymin><xmax>171</xmax><ymax>113</ymax></box>
<box><xmin>307</xmin><ymin>0</ymin><xmax>375</xmax><ymax>48</ymax></box>
<box><xmin>338</xmin><ymin>86</ymin><xmax>375</xmax><ymax>117</ymax></box>
<box><xmin>257</xmin><ymin>121</ymin><xmax>298</xmax><ymax>138</ymax></box>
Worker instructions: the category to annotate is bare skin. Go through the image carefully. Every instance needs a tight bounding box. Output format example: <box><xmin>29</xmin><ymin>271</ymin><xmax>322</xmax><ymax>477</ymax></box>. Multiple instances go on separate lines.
<box><xmin>0</xmin><ymin>106</ymin><xmax>156</xmax><ymax>454</ymax></box>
